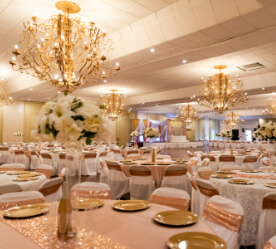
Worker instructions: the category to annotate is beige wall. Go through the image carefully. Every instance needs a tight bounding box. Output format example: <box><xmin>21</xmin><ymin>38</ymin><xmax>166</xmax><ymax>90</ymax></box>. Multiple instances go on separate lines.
<box><xmin>0</xmin><ymin>107</ymin><xmax>3</xmax><ymax>144</ymax></box>
<box><xmin>2</xmin><ymin>101</ymin><xmax>24</xmax><ymax>143</ymax></box>
<box><xmin>116</xmin><ymin>113</ymin><xmax>130</xmax><ymax>146</ymax></box>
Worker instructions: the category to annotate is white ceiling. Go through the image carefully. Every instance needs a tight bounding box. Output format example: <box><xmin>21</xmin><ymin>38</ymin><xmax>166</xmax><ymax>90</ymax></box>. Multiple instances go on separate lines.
<box><xmin>2</xmin><ymin>0</ymin><xmax>276</xmax><ymax>119</ymax></box>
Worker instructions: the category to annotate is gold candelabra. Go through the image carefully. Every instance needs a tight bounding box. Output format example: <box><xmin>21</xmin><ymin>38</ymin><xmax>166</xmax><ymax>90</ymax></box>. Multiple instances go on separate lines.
<box><xmin>0</xmin><ymin>79</ymin><xmax>13</xmax><ymax>107</ymax></box>
<box><xmin>10</xmin><ymin>1</ymin><xmax>120</xmax><ymax>93</ymax></box>
<box><xmin>178</xmin><ymin>103</ymin><xmax>198</xmax><ymax>123</ymax></box>
<box><xmin>100</xmin><ymin>90</ymin><xmax>130</xmax><ymax>121</ymax></box>
<box><xmin>192</xmin><ymin>65</ymin><xmax>248</xmax><ymax>113</ymax></box>
<box><xmin>223</xmin><ymin>111</ymin><xmax>243</xmax><ymax>127</ymax></box>
<box><xmin>263</xmin><ymin>97</ymin><xmax>276</xmax><ymax>116</ymax></box>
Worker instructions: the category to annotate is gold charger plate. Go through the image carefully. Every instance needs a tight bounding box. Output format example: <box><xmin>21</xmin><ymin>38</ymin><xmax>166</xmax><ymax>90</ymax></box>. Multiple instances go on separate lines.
<box><xmin>216</xmin><ymin>170</ymin><xmax>235</xmax><ymax>174</ymax></box>
<box><xmin>71</xmin><ymin>198</ymin><xmax>104</xmax><ymax>211</ymax></box>
<box><xmin>113</xmin><ymin>200</ymin><xmax>150</xmax><ymax>212</ymax></box>
<box><xmin>241</xmin><ymin>169</ymin><xmax>260</xmax><ymax>173</ymax></box>
<box><xmin>264</xmin><ymin>183</ymin><xmax>276</xmax><ymax>189</ymax></box>
<box><xmin>167</xmin><ymin>232</ymin><xmax>227</xmax><ymax>249</ymax></box>
<box><xmin>13</xmin><ymin>177</ymin><xmax>39</xmax><ymax>181</ymax></box>
<box><xmin>211</xmin><ymin>174</ymin><xmax>233</xmax><ymax>179</ymax></box>
<box><xmin>141</xmin><ymin>162</ymin><xmax>155</xmax><ymax>165</ymax></box>
<box><xmin>124</xmin><ymin>162</ymin><xmax>137</xmax><ymax>165</ymax></box>
<box><xmin>18</xmin><ymin>173</ymin><xmax>41</xmax><ymax>178</ymax></box>
<box><xmin>0</xmin><ymin>171</ymin><xmax>6</xmax><ymax>174</ymax></box>
<box><xmin>7</xmin><ymin>171</ymin><xmax>30</xmax><ymax>175</ymax></box>
<box><xmin>120</xmin><ymin>160</ymin><xmax>133</xmax><ymax>163</ymax></box>
<box><xmin>228</xmin><ymin>179</ymin><xmax>254</xmax><ymax>185</ymax></box>
<box><xmin>154</xmin><ymin>210</ymin><xmax>198</xmax><ymax>227</ymax></box>
<box><xmin>157</xmin><ymin>163</ymin><xmax>172</xmax><ymax>166</ymax></box>
<box><xmin>3</xmin><ymin>204</ymin><xmax>49</xmax><ymax>219</ymax></box>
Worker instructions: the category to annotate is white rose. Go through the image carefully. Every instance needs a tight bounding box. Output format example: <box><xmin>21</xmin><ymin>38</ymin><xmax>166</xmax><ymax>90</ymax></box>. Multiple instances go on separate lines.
<box><xmin>40</xmin><ymin>101</ymin><xmax>55</xmax><ymax>114</ymax></box>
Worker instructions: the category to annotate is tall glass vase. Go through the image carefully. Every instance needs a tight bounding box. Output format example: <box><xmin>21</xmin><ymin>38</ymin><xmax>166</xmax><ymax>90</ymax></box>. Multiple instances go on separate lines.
<box><xmin>57</xmin><ymin>141</ymin><xmax>82</xmax><ymax>241</ymax></box>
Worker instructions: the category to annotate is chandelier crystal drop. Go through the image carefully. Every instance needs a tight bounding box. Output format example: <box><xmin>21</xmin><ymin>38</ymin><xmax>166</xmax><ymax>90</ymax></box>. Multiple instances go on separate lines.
<box><xmin>0</xmin><ymin>80</ymin><xmax>13</xmax><ymax>107</ymax></box>
<box><xmin>263</xmin><ymin>97</ymin><xmax>276</xmax><ymax>116</ymax></box>
<box><xmin>100</xmin><ymin>90</ymin><xmax>130</xmax><ymax>121</ymax></box>
<box><xmin>178</xmin><ymin>103</ymin><xmax>198</xmax><ymax>123</ymax></box>
<box><xmin>223</xmin><ymin>111</ymin><xmax>244</xmax><ymax>127</ymax></box>
<box><xmin>192</xmin><ymin>65</ymin><xmax>248</xmax><ymax>113</ymax></box>
<box><xmin>9</xmin><ymin>1</ymin><xmax>120</xmax><ymax>93</ymax></box>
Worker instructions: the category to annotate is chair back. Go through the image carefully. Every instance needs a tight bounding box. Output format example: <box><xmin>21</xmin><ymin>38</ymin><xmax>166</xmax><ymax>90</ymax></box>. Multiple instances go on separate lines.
<box><xmin>243</xmin><ymin>155</ymin><xmax>257</xmax><ymax>163</ymax></box>
<box><xmin>59</xmin><ymin>153</ymin><xmax>66</xmax><ymax>159</ymax></box>
<box><xmin>0</xmin><ymin>163</ymin><xmax>25</xmax><ymax>171</ymax></box>
<box><xmin>201</xmin><ymin>155</ymin><xmax>216</xmax><ymax>162</ymax></box>
<box><xmin>36</xmin><ymin>164</ymin><xmax>53</xmax><ymax>179</ymax></box>
<box><xmin>41</xmin><ymin>153</ymin><xmax>52</xmax><ymax>159</ymax></box>
<box><xmin>0</xmin><ymin>183</ymin><xmax>22</xmax><ymax>195</ymax></box>
<box><xmin>129</xmin><ymin>165</ymin><xmax>151</xmax><ymax>176</ymax></box>
<box><xmin>0</xmin><ymin>147</ymin><xmax>9</xmax><ymax>151</ymax></box>
<box><xmin>14</xmin><ymin>150</ymin><xmax>25</xmax><ymax>155</ymax></box>
<box><xmin>72</xmin><ymin>182</ymin><xmax>111</xmax><ymax>199</ymax></box>
<box><xmin>219</xmin><ymin>155</ymin><xmax>235</xmax><ymax>162</ymax></box>
<box><xmin>127</xmin><ymin>150</ymin><xmax>139</xmax><ymax>155</ymax></box>
<box><xmin>263</xmin><ymin>193</ymin><xmax>276</xmax><ymax>209</ymax></box>
<box><xmin>106</xmin><ymin>161</ymin><xmax>122</xmax><ymax>172</ymax></box>
<box><xmin>196</xmin><ymin>179</ymin><xmax>219</xmax><ymax>197</ymax></box>
<box><xmin>39</xmin><ymin>177</ymin><xmax>63</xmax><ymax>196</ymax></box>
<box><xmin>99</xmin><ymin>151</ymin><xmax>107</xmax><ymax>157</ymax></box>
<box><xmin>164</xmin><ymin>165</ymin><xmax>187</xmax><ymax>176</ymax></box>
<box><xmin>84</xmin><ymin>152</ymin><xmax>97</xmax><ymax>159</ymax></box>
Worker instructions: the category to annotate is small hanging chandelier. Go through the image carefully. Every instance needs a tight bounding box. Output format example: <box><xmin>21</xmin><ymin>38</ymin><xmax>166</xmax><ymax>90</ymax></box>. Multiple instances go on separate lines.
<box><xmin>9</xmin><ymin>1</ymin><xmax>120</xmax><ymax>93</ymax></box>
<box><xmin>263</xmin><ymin>97</ymin><xmax>276</xmax><ymax>116</ymax></box>
<box><xmin>178</xmin><ymin>103</ymin><xmax>198</xmax><ymax>123</ymax></box>
<box><xmin>223</xmin><ymin>111</ymin><xmax>244</xmax><ymax>127</ymax></box>
<box><xmin>0</xmin><ymin>79</ymin><xmax>13</xmax><ymax>107</ymax></box>
<box><xmin>192</xmin><ymin>65</ymin><xmax>248</xmax><ymax>113</ymax></box>
<box><xmin>100</xmin><ymin>90</ymin><xmax>130</xmax><ymax>121</ymax></box>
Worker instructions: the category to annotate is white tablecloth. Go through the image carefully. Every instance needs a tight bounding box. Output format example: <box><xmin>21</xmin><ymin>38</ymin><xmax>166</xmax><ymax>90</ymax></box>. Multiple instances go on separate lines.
<box><xmin>210</xmin><ymin>171</ymin><xmax>276</xmax><ymax>245</ymax></box>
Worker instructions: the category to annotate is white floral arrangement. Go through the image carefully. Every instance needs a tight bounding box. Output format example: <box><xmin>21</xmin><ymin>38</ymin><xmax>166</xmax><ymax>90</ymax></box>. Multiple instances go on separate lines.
<box><xmin>218</xmin><ymin>129</ymin><xmax>232</xmax><ymax>138</ymax></box>
<box><xmin>32</xmin><ymin>95</ymin><xmax>109</xmax><ymax>145</ymax></box>
<box><xmin>143</xmin><ymin>127</ymin><xmax>160</xmax><ymax>138</ymax></box>
<box><xmin>130</xmin><ymin>131</ymin><xmax>140</xmax><ymax>137</ymax></box>
<box><xmin>14</xmin><ymin>131</ymin><xmax>23</xmax><ymax>137</ymax></box>
<box><xmin>252</xmin><ymin>121</ymin><xmax>276</xmax><ymax>140</ymax></box>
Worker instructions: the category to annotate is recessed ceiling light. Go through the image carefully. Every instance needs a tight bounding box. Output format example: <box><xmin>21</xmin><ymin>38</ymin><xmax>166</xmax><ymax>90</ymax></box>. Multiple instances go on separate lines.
<box><xmin>182</xmin><ymin>59</ymin><xmax>187</xmax><ymax>64</ymax></box>
<box><xmin>150</xmin><ymin>48</ymin><xmax>155</xmax><ymax>53</ymax></box>
<box><xmin>262</xmin><ymin>88</ymin><xmax>265</xmax><ymax>90</ymax></box>
<box><xmin>28</xmin><ymin>99</ymin><xmax>31</xmax><ymax>101</ymax></box>
<box><xmin>58</xmin><ymin>91</ymin><xmax>61</xmax><ymax>94</ymax></box>
<box><xmin>29</xmin><ymin>88</ymin><xmax>33</xmax><ymax>91</ymax></box>
<box><xmin>103</xmin><ymin>80</ymin><xmax>107</xmax><ymax>83</ymax></box>
<box><xmin>142</xmin><ymin>103</ymin><xmax>144</xmax><ymax>105</ymax></box>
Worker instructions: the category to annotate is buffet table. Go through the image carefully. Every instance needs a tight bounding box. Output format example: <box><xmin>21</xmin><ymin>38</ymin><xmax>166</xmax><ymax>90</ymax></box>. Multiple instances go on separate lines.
<box><xmin>0</xmin><ymin>200</ymin><xmax>215</xmax><ymax>249</ymax></box>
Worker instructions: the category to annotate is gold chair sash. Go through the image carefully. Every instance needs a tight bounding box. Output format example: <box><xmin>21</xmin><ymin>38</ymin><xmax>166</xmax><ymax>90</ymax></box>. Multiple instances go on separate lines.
<box><xmin>71</xmin><ymin>190</ymin><xmax>111</xmax><ymax>199</ymax></box>
<box><xmin>84</xmin><ymin>153</ymin><xmax>97</xmax><ymax>159</ymax></box>
<box><xmin>165</xmin><ymin>169</ymin><xmax>187</xmax><ymax>176</ymax></box>
<box><xmin>150</xmin><ymin>195</ymin><xmax>190</xmax><ymax>211</ymax></box>
<box><xmin>243</xmin><ymin>156</ymin><xmax>257</xmax><ymax>163</ymax></box>
<box><xmin>219</xmin><ymin>155</ymin><xmax>235</xmax><ymax>162</ymax></box>
<box><xmin>35</xmin><ymin>168</ymin><xmax>52</xmax><ymax>179</ymax></box>
<box><xmin>191</xmin><ymin>180</ymin><xmax>198</xmax><ymax>190</ymax></box>
<box><xmin>264</xmin><ymin>241</ymin><xmax>276</xmax><ymax>249</ymax></box>
<box><xmin>0</xmin><ymin>198</ymin><xmax>45</xmax><ymax>210</ymax></box>
<box><xmin>201</xmin><ymin>155</ymin><xmax>216</xmax><ymax>162</ymax></box>
<box><xmin>39</xmin><ymin>182</ymin><xmax>63</xmax><ymax>196</ymax></box>
<box><xmin>263</xmin><ymin>196</ymin><xmax>276</xmax><ymax>209</ymax></box>
<box><xmin>107</xmin><ymin>164</ymin><xmax>122</xmax><ymax>172</ymax></box>
<box><xmin>196</xmin><ymin>184</ymin><xmax>219</xmax><ymax>197</ymax></box>
<box><xmin>0</xmin><ymin>168</ymin><xmax>25</xmax><ymax>172</ymax></box>
<box><xmin>41</xmin><ymin>153</ymin><xmax>52</xmax><ymax>159</ymax></box>
<box><xmin>198</xmin><ymin>171</ymin><xmax>214</xmax><ymax>180</ymax></box>
<box><xmin>203</xmin><ymin>202</ymin><xmax>243</xmax><ymax>232</ymax></box>
<box><xmin>129</xmin><ymin>170</ymin><xmax>151</xmax><ymax>176</ymax></box>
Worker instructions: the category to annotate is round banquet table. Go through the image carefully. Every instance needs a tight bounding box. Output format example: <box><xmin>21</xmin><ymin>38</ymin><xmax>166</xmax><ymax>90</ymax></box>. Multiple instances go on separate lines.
<box><xmin>0</xmin><ymin>200</ymin><xmax>215</xmax><ymax>249</ymax></box>
<box><xmin>0</xmin><ymin>172</ymin><xmax>46</xmax><ymax>191</ymax></box>
<box><xmin>210</xmin><ymin>171</ymin><xmax>276</xmax><ymax>246</ymax></box>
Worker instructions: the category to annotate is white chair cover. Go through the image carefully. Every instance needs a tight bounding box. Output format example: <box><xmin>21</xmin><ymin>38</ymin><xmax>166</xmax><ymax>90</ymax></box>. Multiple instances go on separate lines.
<box><xmin>202</xmin><ymin>195</ymin><xmax>244</xmax><ymax>249</ymax></box>
<box><xmin>0</xmin><ymin>149</ymin><xmax>11</xmax><ymax>164</ymax></box>
<box><xmin>39</xmin><ymin>177</ymin><xmax>63</xmax><ymax>202</ymax></box>
<box><xmin>40</xmin><ymin>154</ymin><xmax>58</xmax><ymax>175</ymax></box>
<box><xmin>71</xmin><ymin>182</ymin><xmax>111</xmax><ymax>199</ymax></box>
<box><xmin>36</xmin><ymin>164</ymin><xmax>54</xmax><ymax>178</ymax></box>
<box><xmin>99</xmin><ymin>160</ymin><xmax>109</xmax><ymax>184</ymax></box>
<box><xmin>0</xmin><ymin>183</ymin><xmax>22</xmax><ymax>195</ymax></box>
<box><xmin>30</xmin><ymin>153</ymin><xmax>40</xmax><ymax>170</ymax></box>
<box><xmin>257</xmin><ymin>193</ymin><xmax>276</xmax><ymax>249</ymax></box>
<box><xmin>198</xmin><ymin>158</ymin><xmax>210</xmax><ymax>168</ymax></box>
<box><xmin>13</xmin><ymin>153</ymin><xmax>30</xmax><ymax>170</ymax></box>
<box><xmin>197</xmin><ymin>166</ymin><xmax>214</xmax><ymax>180</ymax></box>
<box><xmin>82</xmin><ymin>157</ymin><xmax>98</xmax><ymax>175</ymax></box>
<box><xmin>0</xmin><ymin>163</ymin><xmax>26</xmax><ymax>170</ymax></box>
<box><xmin>161</xmin><ymin>165</ymin><xmax>188</xmax><ymax>191</ymax></box>
<box><xmin>129</xmin><ymin>165</ymin><xmax>155</xmax><ymax>201</ymax></box>
<box><xmin>150</xmin><ymin>187</ymin><xmax>190</xmax><ymax>210</ymax></box>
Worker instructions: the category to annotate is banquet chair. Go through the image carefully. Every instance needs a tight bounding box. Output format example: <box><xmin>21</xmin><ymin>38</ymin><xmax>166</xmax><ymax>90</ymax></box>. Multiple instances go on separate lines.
<box><xmin>71</xmin><ymin>182</ymin><xmax>111</xmax><ymax>199</ymax></box>
<box><xmin>40</xmin><ymin>153</ymin><xmax>58</xmax><ymax>175</ymax></box>
<box><xmin>129</xmin><ymin>165</ymin><xmax>155</xmax><ymax>201</ymax></box>
<box><xmin>39</xmin><ymin>177</ymin><xmax>63</xmax><ymax>202</ymax></box>
<box><xmin>14</xmin><ymin>150</ymin><xmax>30</xmax><ymax>170</ymax></box>
<box><xmin>35</xmin><ymin>164</ymin><xmax>53</xmax><ymax>178</ymax></box>
<box><xmin>257</xmin><ymin>193</ymin><xmax>276</xmax><ymax>249</ymax></box>
<box><xmin>213</xmin><ymin>141</ymin><xmax>218</xmax><ymax>147</ymax></box>
<box><xmin>202</xmin><ymin>195</ymin><xmax>244</xmax><ymax>249</ymax></box>
<box><xmin>190</xmin><ymin>177</ymin><xmax>200</xmax><ymax>215</ymax></box>
<box><xmin>264</xmin><ymin>236</ymin><xmax>276</xmax><ymax>249</ymax></box>
<box><xmin>201</xmin><ymin>155</ymin><xmax>217</xmax><ymax>171</ymax></box>
<box><xmin>0</xmin><ymin>163</ymin><xmax>26</xmax><ymax>171</ymax></box>
<box><xmin>30</xmin><ymin>151</ymin><xmax>41</xmax><ymax>170</ymax></box>
<box><xmin>0</xmin><ymin>147</ymin><xmax>11</xmax><ymax>164</ymax></box>
<box><xmin>198</xmin><ymin>158</ymin><xmax>210</xmax><ymax>168</ymax></box>
<box><xmin>242</xmin><ymin>155</ymin><xmax>258</xmax><ymax>170</ymax></box>
<box><xmin>196</xmin><ymin>179</ymin><xmax>219</xmax><ymax>217</ymax></box>
<box><xmin>82</xmin><ymin>152</ymin><xmax>98</xmax><ymax>176</ymax></box>
<box><xmin>58</xmin><ymin>153</ymin><xmax>67</xmax><ymax>174</ymax></box>
<box><xmin>161</xmin><ymin>165</ymin><xmax>188</xmax><ymax>191</ymax></box>
<box><xmin>236</xmin><ymin>149</ymin><xmax>246</xmax><ymax>155</ymax></box>
<box><xmin>219</xmin><ymin>141</ymin><xmax>225</xmax><ymax>149</ymax></box>
<box><xmin>113</xmin><ymin>149</ymin><xmax>124</xmax><ymax>161</ymax></box>
<box><xmin>208</xmin><ymin>140</ymin><xmax>214</xmax><ymax>147</ymax></box>
<box><xmin>219</xmin><ymin>155</ymin><xmax>239</xmax><ymax>170</ymax></box>
<box><xmin>0</xmin><ymin>183</ymin><xmax>22</xmax><ymax>195</ymax></box>
<box><xmin>0</xmin><ymin>191</ymin><xmax>45</xmax><ymax>210</ymax></box>
<box><xmin>197</xmin><ymin>166</ymin><xmax>214</xmax><ymax>180</ymax></box>
<box><xmin>126</xmin><ymin>149</ymin><xmax>139</xmax><ymax>155</ymax></box>
<box><xmin>150</xmin><ymin>187</ymin><xmax>190</xmax><ymax>210</ymax></box>
<box><xmin>99</xmin><ymin>161</ymin><xmax>109</xmax><ymax>184</ymax></box>
<box><xmin>187</xmin><ymin>150</ymin><xmax>194</xmax><ymax>158</ymax></box>
<box><xmin>106</xmin><ymin>161</ymin><xmax>129</xmax><ymax>199</ymax></box>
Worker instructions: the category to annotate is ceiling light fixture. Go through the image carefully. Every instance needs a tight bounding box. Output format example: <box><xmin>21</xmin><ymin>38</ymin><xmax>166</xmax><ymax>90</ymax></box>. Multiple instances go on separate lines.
<box><xmin>182</xmin><ymin>60</ymin><xmax>187</xmax><ymax>63</ymax></box>
<box><xmin>178</xmin><ymin>103</ymin><xmax>198</xmax><ymax>123</ymax></box>
<box><xmin>192</xmin><ymin>65</ymin><xmax>248</xmax><ymax>113</ymax></box>
<box><xmin>263</xmin><ymin>97</ymin><xmax>276</xmax><ymax>116</ymax></box>
<box><xmin>10</xmin><ymin>1</ymin><xmax>120</xmax><ymax>94</ymax></box>
<box><xmin>223</xmin><ymin>111</ymin><xmax>244</xmax><ymax>127</ymax></box>
<box><xmin>150</xmin><ymin>48</ymin><xmax>155</xmax><ymax>53</ymax></box>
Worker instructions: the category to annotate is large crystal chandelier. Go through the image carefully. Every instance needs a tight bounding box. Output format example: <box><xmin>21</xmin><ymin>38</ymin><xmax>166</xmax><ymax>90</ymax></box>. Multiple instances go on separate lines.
<box><xmin>263</xmin><ymin>97</ymin><xmax>276</xmax><ymax>116</ymax></box>
<box><xmin>0</xmin><ymin>80</ymin><xmax>13</xmax><ymax>107</ymax></box>
<box><xmin>100</xmin><ymin>90</ymin><xmax>130</xmax><ymax>121</ymax></box>
<box><xmin>178</xmin><ymin>103</ymin><xmax>198</xmax><ymax>123</ymax></box>
<box><xmin>223</xmin><ymin>111</ymin><xmax>243</xmax><ymax>127</ymax></box>
<box><xmin>192</xmin><ymin>65</ymin><xmax>248</xmax><ymax>113</ymax></box>
<box><xmin>9</xmin><ymin>1</ymin><xmax>120</xmax><ymax>93</ymax></box>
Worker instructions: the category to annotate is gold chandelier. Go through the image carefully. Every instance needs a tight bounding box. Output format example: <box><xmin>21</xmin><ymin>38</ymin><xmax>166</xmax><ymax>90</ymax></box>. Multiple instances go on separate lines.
<box><xmin>223</xmin><ymin>111</ymin><xmax>244</xmax><ymax>127</ymax></box>
<box><xmin>263</xmin><ymin>97</ymin><xmax>276</xmax><ymax>116</ymax></box>
<box><xmin>9</xmin><ymin>1</ymin><xmax>120</xmax><ymax>93</ymax></box>
<box><xmin>178</xmin><ymin>103</ymin><xmax>198</xmax><ymax>123</ymax></box>
<box><xmin>100</xmin><ymin>90</ymin><xmax>130</xmax><ymax>121</ymax></box>
<box><xmin>192</xmin><ymin>65</ymin><xmax>248</xmax><ymax>113</ymax></box>
<box><xmin>0</xmin><ymin>80</ymin><xmax>13</xmax><ymax>107</ymax></box>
